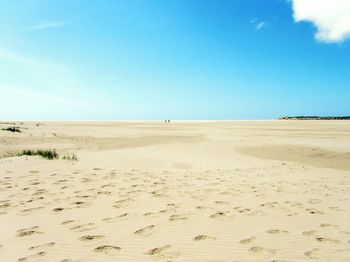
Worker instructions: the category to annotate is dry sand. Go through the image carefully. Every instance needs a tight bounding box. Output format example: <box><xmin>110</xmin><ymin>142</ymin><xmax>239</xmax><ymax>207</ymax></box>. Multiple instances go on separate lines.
<box><xmin>1</xmin><ymin>120</ymin><xmax>350</xmax><ymax>261</ymax></box>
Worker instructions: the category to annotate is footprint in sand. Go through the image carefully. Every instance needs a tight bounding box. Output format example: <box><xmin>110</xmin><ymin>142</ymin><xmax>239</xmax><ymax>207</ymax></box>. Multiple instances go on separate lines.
<box><xmin>0</xmin><ymin>201</ymin><xmax>11</xmax><ymax>209</ymax></box>
<box><xmin>145</xmin><ymin>245</ymin><xmax>171</xmax><ymax>255</ymax></box>
<box><xmin>101</xmin><ymin>213</ymin><xmax>128</xmax><ymax>223</ymax></box>
<box><xmin>119</xmin><ymin>212</ymin><xmax>128</xmax><ymax>218</ymax></box>
<box><xmin>113</xmin><ymin>198</ymin><xmax>134</xmax><ymax>208</ymax></box>
<box><xmin>167</xmin><ymin>203</ymin><xmax>179</xmax><ymax>208</ymax></box>
<box><xmin>260</xmin><ymin>201</ymin><xmax>279</xmax><ymax>208</ymax></box>
<box><xmin>266</xmin><ymin>229</ymin><xmax>289</xmax><ymax>234</ymax></box>
<box><xmin>101</xmin><ymin>216</ymin><xmax>116</xmax><ymax>222</ymax></box>
<box><xmin>249</xmin><ymin>246</ymin><xmax>276</xmax><ymax>255</ymax></box>
<box><xmin>320</xmin><ymin>223</ymin><xmax>338</xmax><ymax>228</ymax></box>
<box><xmin>193</xmin><ymin>235</ymin><xmax>215</xmax><ymax>241</ymax></box>
<box><xmin>306</xmin><ymin>208</ymin><xmax>324</xmax><ymax>215</ymax></box>
<box><xmin>209</xmin><ymin>211</ymin><xmax>226</xmax><ymax>218</ymax></box>
<box><xmin>79</xmin><ymin>235</ymin><xmax>105</xmax><ymax>241</ymax></box>
<box><xmin>61</xmin><ymin>220</ymin><xmax>75</xmax><ymax>225</ymax></box>
<box><xmin>302</xmin><ymin>230</ymin><xmax>318</xmax><ymax>236</ymax></box>
<box><xmin>304</xmin><ymin>248</ymin><xmax>320</xmax><ymax>259</ymax></box>
<box><xmin>315</xmin><ymin>236</ymin><xmax>340</xmax><ymax>243</ymax></box>
<box><xmin>169</xmin><ymin>214</ymin><xmax>188</xmax><ymax>221</ymax></box>
<box><xmin>29</xmin><ymin>242</ymin><xmax>55</xmax><ymax>250</ymax></box>
<box><xmin>215</xmin><ymin>201</ymin><xmax>229</xmax><ymax>205</ymax></box>
<box><xmin>53</xmin><ymin>207</ymin><xmax>64</xmax><ymax>212</ymax></box>
<box><xmin>233</xmin><ymin>206</ymin><xmax>251</xmax><ymax>214</ymax></box>
<box><xmin>17</xmin><ymin>251</ymin><xmax>47</xmax><ymax>261</ymax></box>
<box><xmin>101</xmin><ymin>183</ymin><xmax>116</xmax><ymax>189</ymax></box>
<box><xmin>16</xmin><ymin>226</ymin><xmax>43</xmax><ymax>237</ymax></box>
<box><xmin>134</xmin><ymin>225</ymin><xmax>155</xmax><ymax>237</ymax></box>
<box><xmin>93</xmin><ymin>245</ymin><xmax>121</xmax><ymax>254</ymax></box>
<box><xmin>70</xmin><ymin>223</ymin><xmax>96</xmax><ymax>232</ymax></box>
<box><xmin>71</xmin><ymin>201</ymin><xmax>89</xmax><ymax>208</ymax></box>
<box><xmin>239</xmin><ymin>237</ymin><xmax>256</xmax><ymax>244</ymax></box>
<box><xmin>143</xmin><ymin>212</ymin><xmax>155</xmax><ymax>217</ymax></box>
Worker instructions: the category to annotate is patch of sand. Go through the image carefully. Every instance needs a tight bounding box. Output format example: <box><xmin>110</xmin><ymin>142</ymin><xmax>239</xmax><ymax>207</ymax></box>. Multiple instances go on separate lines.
<box><xmin>238</xmin><ymin>144</ymin><xmax>350</xmax><ymax>171</ymax></box>
<box><xmin>1</xmin><ymin>120</ymin><xmax>350</xmax><ymax>261</ymax></box>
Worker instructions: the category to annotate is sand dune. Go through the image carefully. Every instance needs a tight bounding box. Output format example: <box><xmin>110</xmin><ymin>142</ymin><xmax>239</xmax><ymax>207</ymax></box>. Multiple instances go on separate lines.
<box><xmin>1</xmin><ymin>121</ymin><xmax>350</xmax><ymax>261</ymax></box>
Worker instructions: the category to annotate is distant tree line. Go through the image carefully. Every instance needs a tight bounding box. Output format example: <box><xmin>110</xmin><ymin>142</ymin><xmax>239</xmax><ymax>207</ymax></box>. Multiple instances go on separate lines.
<box><xmin>279</xmin><ymin>116</ymin><xmax>350</xmax><ymax>120</ymax></box>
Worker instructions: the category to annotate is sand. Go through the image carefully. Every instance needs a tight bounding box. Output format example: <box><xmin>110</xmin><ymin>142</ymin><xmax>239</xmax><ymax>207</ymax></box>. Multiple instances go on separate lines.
<box><xmin>0</xmin><ymin>120</ymin><xmax>350</xmax><ymax>261</ymax></box>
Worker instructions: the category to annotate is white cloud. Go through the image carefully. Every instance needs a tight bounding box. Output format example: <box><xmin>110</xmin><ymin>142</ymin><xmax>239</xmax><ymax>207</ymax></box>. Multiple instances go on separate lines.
<box><xmin>0</xmin><ymin>48</ymin><xmax>63</xmax><ymax>71</ymax></box>
<box><xmin>256</xmin><ymin>22</ymin><xmax>267</xmax><ymax>30</ymax></box>
<box><xmin>250</xmin><ymin>18</ymin><xmax>268</xmax><ymax>31</ymax></box>
<box><xmin>28</xmin><ymin>20</ymin><xmax>71</xmax><ymax>30</ymax></box>
<box><xmin>291</xmin><ymin>0</ymin><xmax>350</xmax><ymax>43</ymax></box>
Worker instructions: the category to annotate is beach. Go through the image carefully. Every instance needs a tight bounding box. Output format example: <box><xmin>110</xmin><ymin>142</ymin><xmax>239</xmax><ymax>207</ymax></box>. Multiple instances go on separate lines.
<box><xmin>1</xmin><ymin>120</ymin><xmax>350</xmax><ymax>261</ymax></box>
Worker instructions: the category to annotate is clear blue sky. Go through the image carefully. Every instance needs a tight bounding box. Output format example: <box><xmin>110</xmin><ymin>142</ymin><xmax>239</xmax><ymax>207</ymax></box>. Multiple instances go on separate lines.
<box><xmin>0</xmin><ymin>0</ymin><xmax>349</xmax><ymax>120</ymax></box>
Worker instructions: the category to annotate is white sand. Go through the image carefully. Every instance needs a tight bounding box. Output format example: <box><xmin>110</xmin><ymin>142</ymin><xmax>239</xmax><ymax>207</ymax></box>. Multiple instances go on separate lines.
<box><xmin>1</xmin><ymin>120</ymin><xmax>350</xmax><ymax>261</ymax></box>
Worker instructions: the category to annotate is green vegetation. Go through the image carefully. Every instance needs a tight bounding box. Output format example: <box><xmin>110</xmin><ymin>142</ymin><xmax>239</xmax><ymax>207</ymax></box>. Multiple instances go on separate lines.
<box><xmin>2</xmin><ymin>126</ymin><xmax>21</xmax><ymax>133</ymax></box>
<box><xmin>17</xmin><ymin>149</ymin><xmax>59</xmax><ymax>160</ymax></box>
<box><xmin>279</xmin><ymin>116</ymin><xmax>350</xmax><ymax>120</ymax></box>
<box><xmin>0</xmin><ymin>149</ymin><xmax>78</xmax><ymax>161</ymax></box>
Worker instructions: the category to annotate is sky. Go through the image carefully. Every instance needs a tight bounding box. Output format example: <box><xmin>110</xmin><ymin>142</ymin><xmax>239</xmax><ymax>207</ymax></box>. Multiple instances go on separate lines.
<box><xmin>0</xmin><ymin>0</ymin><xmax>350</xmax><ymax>120</ymax></box>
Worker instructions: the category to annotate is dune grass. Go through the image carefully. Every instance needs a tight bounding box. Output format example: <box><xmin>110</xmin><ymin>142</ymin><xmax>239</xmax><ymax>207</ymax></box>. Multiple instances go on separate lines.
<box><xmin>17</xmin><ymin>149</ymin><xmax>59</xmax><ymax>160</ymax></box>
<box><xmin>61</xmin><ymin>152</ymin><xmax>78</xmax><ymax>161</ymax></box>
<box><xmin>2</xmin><ymin>126</ymin><xmax>21</xmax><ymax>133</ymax></box>
<box><xmin>0</xmin><ymin>149</ymin><xmax>78</xmax><ymax>161</ymax></box>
